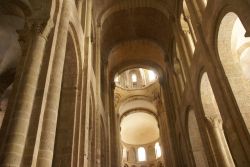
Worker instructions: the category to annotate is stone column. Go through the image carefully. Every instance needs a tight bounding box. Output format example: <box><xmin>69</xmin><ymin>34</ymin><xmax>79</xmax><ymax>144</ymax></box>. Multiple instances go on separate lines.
<box><xmin>82</xmin><ymin>55</ymin><xmax>92</xmax><ymax>167</ymax></box>
<box><xmin>183</xmin><ymin>30</ymin><xmax>195</xmax><ymax>55</ymax></box>
<box><xmin>174</xmin><ymin>59</ymin><xmax>184</xmax><ymax>93</ymax></box>
<box><xmin>206</xmin><ymin>116</ymin><xmax>235</xmax><ymax>167</ymax></box>
<box><xmin>185</xmin><ymin>16</ymin><xmax>197</xmax><ymax>43</ymax></box>
<box><xmin>116</xmin><ymin>111</ymin><xmax>122</xmax><ymax>166</ymax></box>
<box><xmin>96</xmin><ymin>115</ymin><xmax>101</xmax><ymax>167</ymax></box>
<box><xmin>35</xmin><ymin>1</ymin><xmax>71</xmax><ymax>166</ymax></box>
<box><xmin>198</xmin><ymin>0</ymin><xmax>206</xmax><ymax>11</ymax></box>
<box><xmin>110</xmin><ymin>81</ymin><xmax>121</xmax><ymax>167</ymax></box>
<box><xmin>0</xmin><ymin>20</ymin><xmax>53</xmax><ymax>167</ymax></box>
<box><xmin>185</xmin><ymin>0</ymin><xmax>202</xmax><ymax>23</ymax></box>
<box><xmin>172</xmin><ymin>24</ymin><xmax>190</xmax><ymax>76</ymax></box>
<box><xmin>180</xmin><ymin>17</ymin><xmax>194</xmax><ymax>63</ymax></box>
<box><xmin>77</xmin><ymin>0</ymin><xmax>84</xmax><ymax>18</ymax></box>
<box><xmin>158</xmin><ymin>78</ymin><xmax>178</xmax><ymax>167</ymax></box>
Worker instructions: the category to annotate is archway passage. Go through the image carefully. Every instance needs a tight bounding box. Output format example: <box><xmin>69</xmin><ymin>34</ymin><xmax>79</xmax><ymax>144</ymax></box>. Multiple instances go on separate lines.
<box><xmin>217</xmin><ymin>12</ymin><xmax>250</xmax><ymax>132</ymax></box>
<box><xmin>114</xmin><ymin>68</ymin><xmax>166</xmax><ymax>167</ymax></box>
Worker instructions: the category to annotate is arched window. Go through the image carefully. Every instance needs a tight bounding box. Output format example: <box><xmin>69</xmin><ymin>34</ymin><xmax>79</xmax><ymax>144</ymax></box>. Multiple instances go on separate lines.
<box><xmin>155</xmin><ymin>142</ymin><xmax>162</xmax><ymax>158</ymax></box>
<box><xmin>148</xmin><ymin>70</ymin><xmax>157</xmax><ymax>82</ymax></box>
<box><xmin>138</xmin><ymin>147</ymin><xmax>146</xmax><ymax>161</ymax></box>
<box><xmin>131</xmin><ymin>73</ymin><xmax>137</xmax><ymax>83</ymax></box>
<box><xmin>114</xmin><ymin>76</ymin><xmax>119</xmax><ymax>83</ymax></box>
<box><xmin>123</xmin><ymin>147</ymin><xmax>127</xmax><ymax>160</ymax></box>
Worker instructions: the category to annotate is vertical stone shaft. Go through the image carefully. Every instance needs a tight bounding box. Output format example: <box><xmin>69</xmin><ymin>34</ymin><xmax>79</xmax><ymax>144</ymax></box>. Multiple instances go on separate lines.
<box><xmin>110</xmin><ymin>82</ymin><xmax>121</xmax><ymax>167</ymax></box>
<box><xmin>35</xmin><ymin>1</ymin><xmax>71</xmax><ymax>166</ymax></box>
<box><xmin>206</xmin><ymin>116</ymin><xmax>235</xmax><ymax>167</ymax></box>
<box><xmin>0</xmin><ymin>22</ymin><xmax>51</xmax><ymax>167</ymax></box>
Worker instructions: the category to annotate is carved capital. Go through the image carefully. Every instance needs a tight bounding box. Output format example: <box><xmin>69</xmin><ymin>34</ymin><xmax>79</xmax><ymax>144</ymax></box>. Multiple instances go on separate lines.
<box><xmin>30</xmin><ymin>18</ymin><xmax>54</xmax><ymax>39</ymax></box>
<box><xmin>31</xmin><ymin>22</ymin><xmax>46</xmax><ymax>34</ymax></box>
<box><xmin>17</xmin><ymin>22</ymin><xmax>30</xmax><ymax>54</ymax></box>
<box><xmin>17</xmin><ymin>18</ymin><xmax>54</xmax><ymax>54</ymax></box>
<box><xmin>206</xmin><ymin>115</ymin><xmax>223</xmax><ymax>129</ymax></box>
<box><xmin>184</xmin><ymin>15</ymin><xmax>191</xmax><ymax>21</ymax></box>
<box><xmin>183</xmin><ymin>29</ymin><xmax>191</xmax><ymax>35</ymax></box>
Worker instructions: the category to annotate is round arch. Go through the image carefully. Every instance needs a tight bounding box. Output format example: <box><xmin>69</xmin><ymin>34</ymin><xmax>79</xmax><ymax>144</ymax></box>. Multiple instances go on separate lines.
<box><xmin>108</xmin><ymin>40</ymin><xmax>166</xmax><ymax>80</ymax></box>
<box><xmin>185</xmin><ymin>107</ymin><xmax>209</xmax><ymax>167</ymax></box>
<box><xmin>198</xmin><ymin>71</ymin><xmax>235</xmax><ymax>166</ymax></box>
<box><xmin>216</xmin><ymin>11</ymin><xmax>250</xmax><ymax>132</ymax></box>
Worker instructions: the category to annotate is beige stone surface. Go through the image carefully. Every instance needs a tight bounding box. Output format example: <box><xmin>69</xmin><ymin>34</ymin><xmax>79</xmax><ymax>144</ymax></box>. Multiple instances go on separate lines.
<box><xmin>0</xmin><ymin>0</ymin><xmax>249</xmax><ymax>166</ymax></box>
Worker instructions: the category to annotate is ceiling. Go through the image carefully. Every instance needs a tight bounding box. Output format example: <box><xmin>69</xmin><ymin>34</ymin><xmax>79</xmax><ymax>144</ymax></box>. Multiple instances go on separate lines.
<box><xmin>93</xmin><ymin>0</ymin><xmax>176</xmax><ymax>70</ymax></box>
<box><xmin>115</xmin><ymin>70</ymin><xmax>161</xmax><ymax>146</ymax></box>
<box><xmin>101</xmin><ymin>7</ymin><xmax>172</xmax><ymax>57</ymax></box>
<box><xmin>120</xmin><ymin>112</ymin><xmax>159</xmax><ymax>145</ymax></box>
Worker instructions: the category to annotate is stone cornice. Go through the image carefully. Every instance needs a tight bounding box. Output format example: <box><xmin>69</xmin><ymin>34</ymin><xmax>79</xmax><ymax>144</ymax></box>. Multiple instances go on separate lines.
<box><xmin>120</xmin><ymin>108</ymin><xmax>158</xmax><ymax>123</ymax></box>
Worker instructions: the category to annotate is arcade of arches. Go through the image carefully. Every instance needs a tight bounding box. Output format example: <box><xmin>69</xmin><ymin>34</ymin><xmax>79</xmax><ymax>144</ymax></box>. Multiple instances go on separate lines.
<box><xmin>0</xmin><ymin>0</ymin><xmax>250</xmax><ymax>167</ymax></box>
